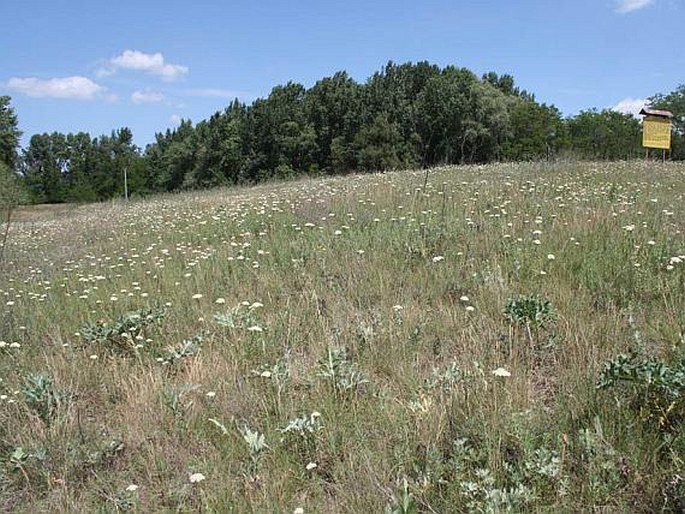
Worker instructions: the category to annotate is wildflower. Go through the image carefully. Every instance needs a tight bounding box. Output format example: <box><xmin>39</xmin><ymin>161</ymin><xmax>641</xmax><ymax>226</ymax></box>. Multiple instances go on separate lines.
<box><xmin>432</xmin><ymin>255</ymin><xmax>445</xmax><ymax>263</ymax></box>
<box><xmin>189</xmin><ymin>472</ymin><xmax>206</xmax><ymax>483</ymax></box>
<box><xmin>623</xmin><ymin>224</ymin><xmax>635</xmax><ymax>232</ymax></box>
<box><xmin>306</xmin><ymin>462</ymin><xmax>317</xmax><ymax>471</ymax></box>
<box><xmin>547</xmin><ymin>254</ymin><xmax>555</xmax><ymax>260</ymax></box>
<box><xmin>126</xmin><ymin>484</ymin><xmax>139</xmax><ymax>492</ymax></box>
<box><xmin>192</xmin><ymin>293</ymin><xmax>203</xmax><ymax>299</ymax></box>
<box><xmin>205</xmin><ymin>391</ymin><xmax>216</xmax><ymax>398</ymax></box>
<box><xmin>215</xmin><ymin>298</ymin><xmax>226</xmax><ymax>304</ymax></box>
<box><xmin>392</xmin><ymin>305</ymin><xmax>404</xmax><ymax>311</ymax></box>
<box><xmin>249</xmin><ymin>302</ymin><xmax>264</xmax><ymax>309</ymax></box>
<box><xmin>9</xmin><ymin>342</ymin><xmax>20</xmax><ymax>348</ymax></box>
<box><xmin>294</xmin><ymin>508</ymin><xmax>305</xmax><ymax>514</ymax></box>
<box><xmin>465</xmin><ymin>305</ymin><xmax>475</xmax><ymax>312</ymax></box>
<box><xmin>459</xmin><ymin>295</ymin><xmax>470</xmax><ymax>302</ymax></box>
<box><xmin>492</xmin><ymin>367</ymin><xmax>511</xmax><ymax>377</ymax></box>
<box><xmin>247</xmin><ymin>325</ymin><xmax>263</xmax><ymax>333</ymax></box>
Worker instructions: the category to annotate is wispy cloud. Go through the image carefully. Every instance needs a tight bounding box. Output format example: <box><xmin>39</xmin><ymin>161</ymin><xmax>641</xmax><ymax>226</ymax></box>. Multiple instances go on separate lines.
<box><xmin>100</xmin><ymin>50</ymin><xmax>188</xmax><ymax>81</ymax></box>
<box><xmin>5</xmin><ymin>76</ymin><xmax>105</xmax><ymax>100</ymax></box>
<box><xmin>615</xmin><ymin>0</ymin><xmax>655</xmax><ymax>14</ymax></box>
<box><xmin>131</xmin><ymin>89</ymin><xmax>165</xmax><ymax>104</ymax></box>
<box><xmin>612</xmin><ymin>97</ymin><xmax>647</xmax><ymax>117</ymax></box>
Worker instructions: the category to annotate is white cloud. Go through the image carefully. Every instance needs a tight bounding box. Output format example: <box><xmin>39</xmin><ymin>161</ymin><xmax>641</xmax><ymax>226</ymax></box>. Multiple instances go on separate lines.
<box><xmin>5</xmin><ymin>76</ymin><xmax>104</xmax><ymax>100</ymax></box>
<box><xmin>131</xmin><ymin>90</ymin><xmax>165</xmax><ymax>104</ymax></box>
<box><xmin>170</xmin><ymin>114</ymin><xmax>183</xmax><ymax>126</ymax></box>
<box><xmin>101</xmin><ymin>50</ymin><xmax>188</xmax><ymax>81</ymax></box>
<box><xmin>615</xmin><ymin>0</ymin><xmax>655</xmax><ymax>13</ymax></box>
<box><xmin>612</xmin><ymin>97</ymin><xmax>647</xmax><ymax>118</ymax></box>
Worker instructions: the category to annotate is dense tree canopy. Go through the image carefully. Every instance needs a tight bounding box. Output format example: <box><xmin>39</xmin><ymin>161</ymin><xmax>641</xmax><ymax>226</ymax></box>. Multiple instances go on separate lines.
<box><xmin>649</xmin><ymin>85</ymin><xmax>685</xmax><ymax>160</ymax></box>
<box><xmin>7</xmin><ymin>66</ymin><xmax>683</xmax><ymax>204</ymax></box>
<box><xmin>0</xmin><ymin>96</ymin><xmax>21</xmax><ymax>171</ymax></box>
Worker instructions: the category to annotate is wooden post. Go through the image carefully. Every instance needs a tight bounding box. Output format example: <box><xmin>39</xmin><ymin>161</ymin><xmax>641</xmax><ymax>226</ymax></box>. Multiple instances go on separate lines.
<box><xmin>124</xmin><ymin>167</ymin><xmax>129</xmax><ymax>201</ymax></box>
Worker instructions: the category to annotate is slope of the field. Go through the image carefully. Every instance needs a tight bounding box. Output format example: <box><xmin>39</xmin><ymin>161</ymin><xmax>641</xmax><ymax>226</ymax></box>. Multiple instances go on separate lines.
<box><xmin>1</xmin><ymin>161</ymin><xmax>684</xmax><ymax>512</ymax></box>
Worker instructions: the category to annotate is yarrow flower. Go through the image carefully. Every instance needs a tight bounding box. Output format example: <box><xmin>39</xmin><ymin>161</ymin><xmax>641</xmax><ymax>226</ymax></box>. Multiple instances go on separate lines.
<box><xmin>432</xmin><ymin>255</ymin><xmax>445</xmax><ymax>263</ymax></box>
<box><xmin>189</xmin><ymin>472</ymin><xmax>206</xmax><ymax>483</ymax></box>
<box><xmin>492</xmin><ymin>367</ymin><xmax>511</xmax><ymax>377</ymax></box>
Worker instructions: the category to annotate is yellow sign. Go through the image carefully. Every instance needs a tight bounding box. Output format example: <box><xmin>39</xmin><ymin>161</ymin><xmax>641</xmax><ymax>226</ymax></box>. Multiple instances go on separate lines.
<box><xmin>643</xmin><ymin>116</ymin><xmax>672</xmax><ymax>149</ymax></box>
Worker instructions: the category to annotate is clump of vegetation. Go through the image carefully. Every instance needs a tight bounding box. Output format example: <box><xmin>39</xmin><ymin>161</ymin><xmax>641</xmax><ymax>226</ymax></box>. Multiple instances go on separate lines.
<box><xmin>597</xmin><ymin>352</ymin><xmax>685</xmax><ymax>433</ymax></box>
<box><xmin>505</xmin><ymin>294</ymin><xmax>556</xmax><ymax>329</ymax></box>
<box><xmin>21</xmin><ymin>373</ymin><xmax>62</xmax><ymax>425</ymax></box>
<box><xmin>80</xmin><ymin>308</ymin><xmax>165</xmax><ymax>354</ymax></box>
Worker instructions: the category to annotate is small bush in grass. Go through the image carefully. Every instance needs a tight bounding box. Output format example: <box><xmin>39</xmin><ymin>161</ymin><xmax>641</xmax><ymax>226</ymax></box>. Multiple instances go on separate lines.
<box><xmin>279</xmin><ymin>411</ymin><xmax>323</xmax><ymax>460</ymax></box>
<box><xmin>597</xmin><ymin>352</ymin><xmax>685</xmax><ymax>433</ymax></box>
<box><xmin>505</xmin><ymin>295</ymin><xmax>555</xmax><ymax>329</ymax></box>
<box><xmin>22</xmin><ymin>373</ymin><xmax>62</xmax><ymax>425</ymax></box>
<box><xmin>80</xmin><ymin>307</ymin><xmax>165</xmax><ymax>354</ymax></box>
<box><xmin>159</xmin><ymin>331</ymin><xmax>205</xmax><ymax>368</ymax></box>
<box><xmin>317</xmin><ymin>347</ymin><xmax>370</xmax><ymax>398</ymax></box>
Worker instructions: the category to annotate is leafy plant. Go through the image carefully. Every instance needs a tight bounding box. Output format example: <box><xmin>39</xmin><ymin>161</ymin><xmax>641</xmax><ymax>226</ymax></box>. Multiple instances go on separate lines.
<box><xmin>81</xmin><ymin>308</ymin><xmax>165</xmax><ymax>354</ymax></box>
<box><xmin>279</xmin><ymin>411</ymin><xmax>323</xmax><ymax>460</ymax></box>
<box><xmin>22</xmin><ymin>373</ymin><xmax>61</xmax><ymax>425</ymax></box>
<box><xmin>160</xmin><ymin>332</ymin><xmax>205</xmax><ymax>367</ymax></box>
<box><xmin>317</xmin><ymin>348</ymin><xmax>370</xmax><ymax>398</ymax></box>
<box><xmin>214</xmin><ymin>304</ymin><xmax>259</xmax><ymax>330</ymax></box>
<box><xmin>597</xmin><ymin>352</ymin><xmax>685</xmax><ymax>432</ymax></box>
<box><xmin>386</xmin><ymin>477</ymin><xmax>418</xmax><ymax>514</ymax></box>
<box><xmin>162</xmin><ymin>383</ymin><xmax>200</xmax><ymax>418</ymax></box>
<box><xmin>505</xmin><ymin>295</ymin><xmax>555</xmax><ymax>329</ymax></box>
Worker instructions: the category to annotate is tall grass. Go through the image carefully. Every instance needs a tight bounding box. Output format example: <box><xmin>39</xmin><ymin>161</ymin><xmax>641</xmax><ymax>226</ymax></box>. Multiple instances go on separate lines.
<box><xmin>0</xmin><ymin>161</ymin><xmax>684</xmax><ymax>512</ymax></box>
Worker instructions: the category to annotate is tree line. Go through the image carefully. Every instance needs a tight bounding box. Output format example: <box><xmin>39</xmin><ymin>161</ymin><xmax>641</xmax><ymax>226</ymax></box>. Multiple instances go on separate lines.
<box><xmin>1</xmin><ymin>62</ymin><xmax>684</xmax><ymax>203</ymax></box>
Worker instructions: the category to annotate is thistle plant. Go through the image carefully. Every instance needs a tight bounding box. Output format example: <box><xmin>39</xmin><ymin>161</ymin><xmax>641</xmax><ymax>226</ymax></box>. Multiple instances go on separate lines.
<box><xmin>317</xmin><ymin>347</ymin><xmax>370</xmax><ymax>398</ymax></box>
<box><xmin>22</xmin><ymin>373</ymin><xmax>61</xmax><ymax>425</ymax></box>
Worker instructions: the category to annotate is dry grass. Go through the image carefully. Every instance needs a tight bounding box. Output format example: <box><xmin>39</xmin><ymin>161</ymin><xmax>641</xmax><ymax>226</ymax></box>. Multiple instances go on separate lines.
<box><xmin>1</xmin><ymin>161</ymin><xmax>684</xmax><ymax>512</ymax></box>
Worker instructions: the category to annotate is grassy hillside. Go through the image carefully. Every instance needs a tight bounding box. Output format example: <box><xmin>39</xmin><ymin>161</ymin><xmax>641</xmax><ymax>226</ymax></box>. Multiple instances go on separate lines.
<box><xmin>1</xmin><ymin>161</ymin><xmax>684</xmax><ymax>512</ymax></box>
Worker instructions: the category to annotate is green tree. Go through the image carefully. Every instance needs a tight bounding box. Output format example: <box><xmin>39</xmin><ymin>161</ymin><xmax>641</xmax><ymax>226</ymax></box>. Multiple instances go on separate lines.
<box><xmin>648</xmin><ymin>84</ymin><xmax>685</xmax><ymax>160</ymax></box>
<box><xmin>354</xmin><ymin>114</ymin><xmax>408</xmax><ymax>172</ymax></box>
<box><xmin>306</xmin><ymin>71</ymin><xmax>363</xmax><ymax>173</ymax></box>
<box><xmin>0</xmin><ymin>96</ymin><xmax>21</xmax><ymax>170</ymax></box>
<box><xmin>22</xmin><ymin>133</ymin><xmax>68</xmax><ymax>203</ymax></box>
<box><xmin>567</xmin><ymin>109</ymin><xmax>641</xmax><ymax>160</ymax></box>
<box><xmin>502</xmin><ymin>100</ymin><xmax>566</xmax><ymax>161</ymax></box>
<box><xmin>0</xmin><ymin>161</ymin><xmax>26</xmax><ymax>265</ymax></box>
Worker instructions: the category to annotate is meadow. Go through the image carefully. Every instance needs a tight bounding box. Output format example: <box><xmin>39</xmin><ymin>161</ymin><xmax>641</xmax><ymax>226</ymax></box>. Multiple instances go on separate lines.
<box><xmin>1</xmin><ymin>161</ymin><xmax>684</xmax><ymax>513</ymax></box>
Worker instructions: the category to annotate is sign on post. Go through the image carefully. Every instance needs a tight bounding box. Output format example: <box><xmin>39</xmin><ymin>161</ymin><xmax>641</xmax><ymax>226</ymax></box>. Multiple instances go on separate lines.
<box><xmin>639</xmin><ymin>108</ymin><xmax>673</xmax><ymax>155</ymax></box>
<box><xmin>642</xmin><ymin>116</ymin><xmax>671</xmax><ymax>149</ymax></box>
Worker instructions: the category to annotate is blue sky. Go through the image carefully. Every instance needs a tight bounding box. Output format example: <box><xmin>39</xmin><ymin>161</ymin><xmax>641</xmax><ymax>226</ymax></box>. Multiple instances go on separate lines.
<box><xmin>2</xmin><ymin>0</ymin><xmax>683</xmax><ymax>149</ymax></box>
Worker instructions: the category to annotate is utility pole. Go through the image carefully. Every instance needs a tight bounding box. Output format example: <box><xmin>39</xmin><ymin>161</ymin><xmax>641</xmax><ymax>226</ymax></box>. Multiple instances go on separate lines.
<box><xmin>124</xmin><ymin>166</ymin><xmax>129</xmax><ymax>201</ymax></box>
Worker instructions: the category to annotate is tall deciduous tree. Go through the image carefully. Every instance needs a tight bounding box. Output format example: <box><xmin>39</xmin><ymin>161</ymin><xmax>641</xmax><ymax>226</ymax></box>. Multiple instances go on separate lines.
<box><xmin>649</xmin><ymin>84</ymin><xmax>685</xmax><ymax>160</ymax></box>
<box><xmin>0</xmin><ymin>96</ymin><xmax>21</xmax><ymax>170</ymax></box>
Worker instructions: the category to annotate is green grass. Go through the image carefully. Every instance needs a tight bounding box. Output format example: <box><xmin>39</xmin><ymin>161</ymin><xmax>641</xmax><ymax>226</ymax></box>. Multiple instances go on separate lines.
<box><xmin>1</xmin><ymin>161</ymin><xmax>684</xmax><ymax>512</ymax></box>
